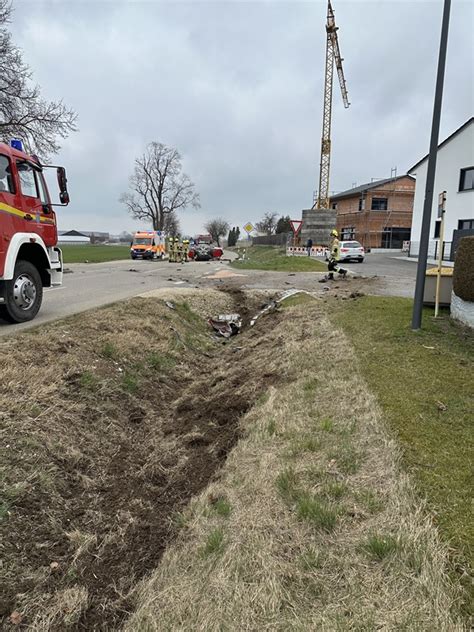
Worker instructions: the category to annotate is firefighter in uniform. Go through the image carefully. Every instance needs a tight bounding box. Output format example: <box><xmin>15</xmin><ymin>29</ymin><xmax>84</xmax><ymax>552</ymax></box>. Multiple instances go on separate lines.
<box><xmin>182</xmin><ymin>239</ymin><xmax>189</xmax><ymax>263</ymax></box>
<box><xmin>168</xmin><ymin>237</ymin><xmax>175</xmax><ymax>262</ymax></box>
<box><xmin>175</xmin><ymin>237</ymin><xmax>182</xmax><ymax>263</ymax></box>
<box><xmin>319</xmin><ymin>229</ymin><xmax>347</xmax><ymax>282</ymax></box>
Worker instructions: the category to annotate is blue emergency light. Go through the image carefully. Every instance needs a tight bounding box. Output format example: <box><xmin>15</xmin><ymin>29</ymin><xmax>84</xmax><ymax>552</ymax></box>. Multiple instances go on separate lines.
<box><xmin>10</xmin><ymin>139</ymin><xmax>24</xmax><ymax>151</ymax></box>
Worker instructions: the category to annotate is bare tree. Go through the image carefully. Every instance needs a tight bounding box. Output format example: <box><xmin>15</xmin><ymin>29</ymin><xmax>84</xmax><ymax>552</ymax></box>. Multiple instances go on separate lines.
<box><xmin>164</xmin><ymin>210</ymin><xmax>180</xmax><ymax>236</ymax></box>
<box><xmin>120</xmin><ymin>142</ymin><xmax>200</xmax><ymax>231</ymax></box>
<box><xmin>0</xmin><ymin>1</ymin><xmax>77</xmax><ymax>157</ymax></box>
<box><xmin>256</xmin><ymin>212</ymin><xmax>278</xmax><ymax>235</ymax></box>
<box><xmin>204</xmin><ymin>218</ymin><xmax>230</xmax><ymax>247</ymax></box>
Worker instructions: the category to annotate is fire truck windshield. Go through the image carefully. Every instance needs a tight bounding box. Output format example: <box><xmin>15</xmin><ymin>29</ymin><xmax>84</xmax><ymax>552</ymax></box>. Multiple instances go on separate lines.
<box><xmin>133</xmin><ymin>238</ymin><xmax>152</xmax><ymax>245</ymax></box>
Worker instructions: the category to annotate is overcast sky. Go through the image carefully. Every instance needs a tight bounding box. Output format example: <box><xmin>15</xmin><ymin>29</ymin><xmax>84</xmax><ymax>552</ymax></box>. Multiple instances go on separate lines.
<box><xmin>12</xmin><ymin>0</ymin><xmax>474</xmax><ymax>235</ymax></box>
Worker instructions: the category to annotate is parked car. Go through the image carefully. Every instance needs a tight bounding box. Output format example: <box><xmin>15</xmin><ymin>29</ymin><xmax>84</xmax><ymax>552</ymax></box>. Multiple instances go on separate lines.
<box><xmin>338</xmin><ymin>241</ymin><xmax>365</xmax><ymax>262</ymax></box>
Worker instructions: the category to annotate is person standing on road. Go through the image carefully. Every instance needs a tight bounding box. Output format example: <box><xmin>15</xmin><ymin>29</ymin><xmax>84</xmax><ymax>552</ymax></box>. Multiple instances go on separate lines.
<box><xmin>306</xmin><ymin>238</ymin><xmax>313</xmax><ymax>257</ymax></box>
<box><xmin>319</xmin><ymin>229</ymin><xmax>347</xmax><ymax>282</ymax></box>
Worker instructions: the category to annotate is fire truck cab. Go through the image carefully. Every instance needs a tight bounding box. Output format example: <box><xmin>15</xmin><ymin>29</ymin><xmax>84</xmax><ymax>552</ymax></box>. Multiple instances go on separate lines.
<box><xmin>0</xmin><ymin>140</ymin><xmax>70</xmax><ymax>323</ymax></box>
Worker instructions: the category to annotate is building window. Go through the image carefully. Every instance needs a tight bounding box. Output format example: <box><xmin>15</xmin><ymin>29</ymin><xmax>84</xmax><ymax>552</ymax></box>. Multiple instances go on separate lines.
<box><xmin>341</xmin><ymin>226</ymin><xmax>355</xmax><ymax>240</ymax></box>
<box><xmin>459</xmin><ymin>167</ymin><xmax>474</xmax><ymax>191</ymax></box>
<box><xmin>458</xmin><ymin>219</ymin><xmax>474</xmax><ymax>230</ymax></box>
<box><xmin>358</xmin><ymin>197</ymin><xmax>365</xmax><ymax>211</ymax></box>
<box><xmin>0</xmin><ymin>155</ymin><xmax>15</xmax><ymax>193</ymax></box>
<box><xmin>371</xmin><ymin>197</ymin><xmax>388</xmax><ymax>210</ymax></box>
<box><xmin>434</xmin><ymin>220</ymin><xmax>441</xmax><ymax>239</ymax></box>
<box><xmin>332</xmin><ymin>202</ymin><xmax>337</xmax><ymax>210</ymax></box>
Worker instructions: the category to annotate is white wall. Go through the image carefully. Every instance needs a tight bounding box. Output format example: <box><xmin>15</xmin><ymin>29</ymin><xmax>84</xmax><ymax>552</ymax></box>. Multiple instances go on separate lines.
<box><xmin>410</xmin><ymin>121</ymin><xmax>474</xmax><ymax>244</ymax></box>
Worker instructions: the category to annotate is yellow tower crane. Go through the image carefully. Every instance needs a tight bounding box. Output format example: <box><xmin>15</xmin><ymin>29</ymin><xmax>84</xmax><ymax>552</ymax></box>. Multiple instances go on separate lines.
<box><xmin>315</xmin><ymin>0</ymin><xmax>350</xmax><ymax>210</ymax></box>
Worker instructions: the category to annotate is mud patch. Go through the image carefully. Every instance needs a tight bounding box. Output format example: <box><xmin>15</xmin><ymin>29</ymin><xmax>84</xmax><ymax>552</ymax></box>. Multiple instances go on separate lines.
<box><xmin>0</xmin><ymin>291</ymin><xmax>297</xmax><ymax>630</ymax></box>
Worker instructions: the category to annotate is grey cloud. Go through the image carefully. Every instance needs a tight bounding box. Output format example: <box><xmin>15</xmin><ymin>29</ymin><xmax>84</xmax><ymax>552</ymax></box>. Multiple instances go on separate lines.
<box><xmin>11</xmin><ymin>0</ymin><xmax>474</xmax><ymax>235</ymax></box>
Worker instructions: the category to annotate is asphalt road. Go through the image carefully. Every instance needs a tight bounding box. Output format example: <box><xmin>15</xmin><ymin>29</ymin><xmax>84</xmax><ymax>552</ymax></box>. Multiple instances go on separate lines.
<box><xmin>0</xmin><ymin>253</ymin><xmax>419</xmax><ymax>336</ymax></box>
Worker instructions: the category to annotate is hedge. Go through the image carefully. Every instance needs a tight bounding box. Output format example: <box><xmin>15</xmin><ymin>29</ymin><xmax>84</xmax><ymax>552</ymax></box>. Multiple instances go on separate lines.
<box><xmin>453</xmin><ymin>235</ymin><xmax>474</xmax><ymax>302</ymax></box>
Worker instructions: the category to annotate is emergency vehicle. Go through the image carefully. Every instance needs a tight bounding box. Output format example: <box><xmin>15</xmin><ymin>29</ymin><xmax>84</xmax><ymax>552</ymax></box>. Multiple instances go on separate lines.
<box><xmin>0</xmin><ymin>140</ymin><xmax>70</xmax><ymax>323</ymax></box>
<box><xmin>130</xmin><ymin>230</ymin><xmax>167</xmax><ymax>260</ymax></box>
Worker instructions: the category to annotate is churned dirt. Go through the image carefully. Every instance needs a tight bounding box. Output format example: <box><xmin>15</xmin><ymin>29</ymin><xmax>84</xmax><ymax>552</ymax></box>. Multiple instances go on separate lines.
<box><xmin>0</xmin><ymin>288</ymin><xmax>296</xmax><ymax>630</ymax></box>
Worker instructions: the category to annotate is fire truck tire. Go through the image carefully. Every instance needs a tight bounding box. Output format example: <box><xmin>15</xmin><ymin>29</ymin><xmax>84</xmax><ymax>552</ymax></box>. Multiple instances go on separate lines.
<box><xmin>3</xmin><ymin>260</ymin><xmax>43</xmax><ymax>323</ymax></box>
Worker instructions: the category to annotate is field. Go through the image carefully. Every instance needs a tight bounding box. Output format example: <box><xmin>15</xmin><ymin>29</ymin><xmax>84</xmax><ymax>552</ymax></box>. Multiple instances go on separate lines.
<box><xmin>231</xmin><ymin>245</ymin><xmax>326</xmax><ymax>272</ymax></box>
<box><xmin>332</xmin><ymin>295</ymin><xmax>474</xmax><ymax>614</ymax></box>
<box><xmin>60</xmin><ymin>244</ymin><xmax>130</xmax><ymax>264</ymax></box>
<box><xmin>1</xmin><ymin>288</ymin><xmax>467</xmax><ymax>629</ymax></box>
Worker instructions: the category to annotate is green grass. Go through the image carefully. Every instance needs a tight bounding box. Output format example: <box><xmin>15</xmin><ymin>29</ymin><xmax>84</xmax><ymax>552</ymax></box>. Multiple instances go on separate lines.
<box><xmin>212</xmin><ymin>498</ymin><xmax>232</xmax><ymax>518</ymax></box>
<box><xmin>200</xmin><ymin>528</ymin><xmax>225</xmax><ymax>557</ymax></box>
<box><xmin>101</xmin><ymin>342</ymin><xmax>119</xmax><ymax>360</ymax></box>
<box><xmin>231</xmin><ymin>246</ymin><xmax>326</xmax><ymax>272</ymax></box>
<box><xmin>147</xmin><ymin>352</ymin><xmax>176</xmax><ymax>372</ymax></box>
<box><xmin>296</xmin><ymin>495</ymin><xmax>338</xmax><ymax>531</ymax></box>
<box><xmin>332</xmin><ymin>296</ymin><xmax>474</xmax><ymax>598</ymax></box>
<box><xmin>361</xmin><ymin>534</ymin><xmax>399</xmax><ymax>561</ymax></box>
<box><xmin>61</xmin><ymin>244</ymin><xmax>130</xmax><ymax>264</ymax></box>
<box><xmin>276</xmin><ymin>467</ymin><xmax>300</xmax><ymax>502</ymax></box>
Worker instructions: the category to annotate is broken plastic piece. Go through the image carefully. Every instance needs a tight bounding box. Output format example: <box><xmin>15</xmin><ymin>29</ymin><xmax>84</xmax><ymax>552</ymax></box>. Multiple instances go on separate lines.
<box><xmin>208</xmin><ymin>313</ymin><xmax>242</xmax><ymax>338</ymax></box>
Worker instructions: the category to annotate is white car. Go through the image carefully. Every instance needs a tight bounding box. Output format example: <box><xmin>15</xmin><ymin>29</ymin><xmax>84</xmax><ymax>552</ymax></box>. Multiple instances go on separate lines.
<box><xmin>338</xmin><ymin>240</ymin><xmax>365</xmax><ymax>263</ymax></box>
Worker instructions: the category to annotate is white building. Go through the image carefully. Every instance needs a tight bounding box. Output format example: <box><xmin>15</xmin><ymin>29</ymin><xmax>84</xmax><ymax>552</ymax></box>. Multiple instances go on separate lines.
<box><xmin>57</xmin><ymin>230</ymin><xmax>91</xmax><ymax>244</ymax></box>
<box><xmin>408</xmin><ymin>117</ymin><xmax>473</xmax><ymax>259</ymax></box>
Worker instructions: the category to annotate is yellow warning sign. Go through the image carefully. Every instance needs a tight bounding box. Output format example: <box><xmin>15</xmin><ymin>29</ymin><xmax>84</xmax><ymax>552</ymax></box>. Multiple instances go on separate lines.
<box><xmin>243</xmin><ymin>222</ymin><xmax>254</xmax><ymax>233</ymax></box>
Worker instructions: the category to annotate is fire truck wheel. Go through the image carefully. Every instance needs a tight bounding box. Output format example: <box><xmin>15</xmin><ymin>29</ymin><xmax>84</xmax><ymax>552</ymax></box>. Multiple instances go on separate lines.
<box><xmin>3</xmin><ymin>260</ymin><xmax>43</xmax><ymax>323</ymax></box>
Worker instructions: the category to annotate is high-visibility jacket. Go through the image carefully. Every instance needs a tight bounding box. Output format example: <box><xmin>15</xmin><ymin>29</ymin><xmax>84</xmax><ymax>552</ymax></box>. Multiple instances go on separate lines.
<box><xmin>329</xmin><ymin>237</ymin><xmax>340</xmax><ymax>261</ymax></box>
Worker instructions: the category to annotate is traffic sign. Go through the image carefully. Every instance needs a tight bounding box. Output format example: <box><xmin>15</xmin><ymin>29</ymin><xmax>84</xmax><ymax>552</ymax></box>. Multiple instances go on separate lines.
<box><xmin>243</xmin><ymin>222</ymin><xmax>254</xmax><ymax>234</ymax></box>
<box><xmin>290</xmin><ymin>220</ymin><xmax>303</xmax><ymax>235</ymax></box>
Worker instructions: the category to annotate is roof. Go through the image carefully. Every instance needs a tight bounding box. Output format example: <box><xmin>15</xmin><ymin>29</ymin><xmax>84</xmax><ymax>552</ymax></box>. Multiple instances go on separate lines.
<box><xmin>330</xmin><ymin>175</ymin><xmax>415</xmax><ymax>201</ymax></box>
<box><xmin>408</xmin><ymin>117</ymin><xmax>474</xmax><ymax>173</ymax></box>
<box><xmin>60</xmin><ymin>229</ymin><xmax>89</xmax><ymax>237</ymax></box>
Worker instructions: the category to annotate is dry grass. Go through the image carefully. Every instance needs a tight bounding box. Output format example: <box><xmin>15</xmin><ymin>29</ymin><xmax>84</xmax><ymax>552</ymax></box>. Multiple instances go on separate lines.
<box><xmin>0</xmin><ymin>288</ymin><xmax>300</xmax><ymax>628</ymax></box>
<box><xmin>125</xmin><ymin>302</ymin><xmax>463</xmax><ymax>630</ymax></box>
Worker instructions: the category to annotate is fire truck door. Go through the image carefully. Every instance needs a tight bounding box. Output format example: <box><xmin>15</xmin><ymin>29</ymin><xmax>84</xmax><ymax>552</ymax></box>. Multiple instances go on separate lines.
<box><xmin>16</xmin><ymin>161</ymin><xmax>56</xmax><ymax>247</ymax></box>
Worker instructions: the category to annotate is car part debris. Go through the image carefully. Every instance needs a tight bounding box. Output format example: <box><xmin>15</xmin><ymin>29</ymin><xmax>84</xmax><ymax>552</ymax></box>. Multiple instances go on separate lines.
<box><xmin>250</xmin><ymin>289</ymin><xmax>313</xmax><ymax>326</ymax></box>
<box><xmin>165</xmin><ymin>301</ymin><xmax>176</xmax><ymax>310</ymax></box>
<box><xmin>208</xmin><ymin>313</ymin><xmax>242</xmax><ymax>338</ymax></box>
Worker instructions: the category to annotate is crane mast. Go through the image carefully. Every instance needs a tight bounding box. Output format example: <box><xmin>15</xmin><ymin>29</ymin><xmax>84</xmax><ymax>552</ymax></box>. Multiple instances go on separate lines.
<box><xmin>316</xmin><ymin>0</ymin><xmax>350</xmax><ymax>210</ymax></box>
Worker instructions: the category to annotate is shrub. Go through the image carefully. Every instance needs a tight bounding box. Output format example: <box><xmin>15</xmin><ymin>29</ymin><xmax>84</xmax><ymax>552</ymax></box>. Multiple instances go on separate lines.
<box><xmin>453</xmin><ymin>236</ymin><xmax>474</xmax><ymax>302</ymax></box>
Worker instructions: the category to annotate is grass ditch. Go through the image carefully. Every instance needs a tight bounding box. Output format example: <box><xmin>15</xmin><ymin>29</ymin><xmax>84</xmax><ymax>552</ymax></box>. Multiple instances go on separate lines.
<box><xmin>125</xmin><ymin>300</ymin><xmax>463</xmax><ymax>631</ymax></box>
<box><xmin>0</xmin><ymin>289</ymin><xmax>292</xmax><ymax>629</ymax></box>
<box><xmin>230</xmin><ymin>245</ymin><xmax>326</xmax><ymax>272</ymax></box>
<box><xmin>331</xmin><ymin>295</ymin><xmax>473</xmax><ymax>616</ymax></box>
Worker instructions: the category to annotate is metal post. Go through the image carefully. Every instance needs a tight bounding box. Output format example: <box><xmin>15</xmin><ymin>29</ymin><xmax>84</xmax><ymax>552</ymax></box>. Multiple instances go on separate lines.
<box><xmin>434</xmin><ymin>209</ymin><xmax>445</xmax><ymax>317</ymax></box>
<box><xmin>411</xmin><ymin>0</ymin><xmax>451</xmax><ymax>330</ymax></box>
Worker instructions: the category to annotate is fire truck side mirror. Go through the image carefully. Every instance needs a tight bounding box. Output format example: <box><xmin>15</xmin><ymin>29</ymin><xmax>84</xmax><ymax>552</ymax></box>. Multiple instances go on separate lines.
<box><xmin>57</xmin><ymin>167</ymin><xmax>70</xmax><ymax>205</ymax></box>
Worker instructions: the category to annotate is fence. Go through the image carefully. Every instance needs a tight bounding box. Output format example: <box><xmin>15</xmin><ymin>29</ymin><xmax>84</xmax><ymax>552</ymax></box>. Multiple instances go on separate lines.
<box><xmin>252</xmin><ymin>232</ymin><xmax>292</xmax><ymax>246</ymax></box>
<box><xmin>408</xmin><ymin>240</ymin><xmax>452</xmax><ymax>261</ymax></box>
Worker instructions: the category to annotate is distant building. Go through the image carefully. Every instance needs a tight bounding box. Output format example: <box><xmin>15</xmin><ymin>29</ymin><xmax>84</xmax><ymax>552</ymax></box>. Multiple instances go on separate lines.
<box><xmin>82</xmin><ymin>231</ymin><xmax>110</xmax><ymax>243</ymax></box>
<box><xmin>331</xmin><ymin>175</ymin><xmax>415</xmax><ymax>249</ymax></box>
<box><xmin>408</xmin><ymin>117</ymin><xmax>474</xmax><ymax>260</ymax></box>
<box><xmin>57</xmin><ymin>230</ymin><xmax>90</xmax><ymax>244</ymax></box>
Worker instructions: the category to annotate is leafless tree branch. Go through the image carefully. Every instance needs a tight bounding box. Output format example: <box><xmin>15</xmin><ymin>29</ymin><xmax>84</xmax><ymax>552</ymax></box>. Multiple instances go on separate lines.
<box><xmin>120</xmin><ymin>142</ymin><xmax>200</xmax><ymax>231</ymax></box>
<box><xmin>0</xmin><ymin>1</ymin><xmax>77</xmax><ymax>158</ymax></box>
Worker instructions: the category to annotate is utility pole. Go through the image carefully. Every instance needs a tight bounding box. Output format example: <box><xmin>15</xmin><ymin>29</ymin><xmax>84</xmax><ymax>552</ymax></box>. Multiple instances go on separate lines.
<box><xmin>412</xmin><ymin>0</ymin><xmax>451</xmax><ymax>330</ymax></box>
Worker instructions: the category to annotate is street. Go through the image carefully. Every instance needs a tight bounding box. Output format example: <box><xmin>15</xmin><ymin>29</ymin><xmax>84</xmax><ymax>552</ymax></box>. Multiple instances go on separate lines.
<box><xmin>0</xmin><ymin>253</ymin><xmax>419</xmax><ymax>336</ymax></box>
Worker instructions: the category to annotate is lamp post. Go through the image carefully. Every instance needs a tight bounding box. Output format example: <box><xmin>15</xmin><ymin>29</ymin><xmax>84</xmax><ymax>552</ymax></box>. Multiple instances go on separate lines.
<box><xmin>411</xmin><ymin>0</ymin><xmax>451</xmax><ymax>330</ymax></box>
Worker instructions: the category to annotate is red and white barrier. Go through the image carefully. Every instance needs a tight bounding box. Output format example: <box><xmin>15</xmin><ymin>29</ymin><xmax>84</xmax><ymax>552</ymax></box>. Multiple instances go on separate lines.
<box><xmin>287</xmin><ymin>246</ymin><xmax>328</xmax><ymax>258</ymax></box>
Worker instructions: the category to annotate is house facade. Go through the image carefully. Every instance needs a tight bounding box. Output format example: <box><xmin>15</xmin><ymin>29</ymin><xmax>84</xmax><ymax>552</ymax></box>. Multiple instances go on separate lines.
<box><xmin>330</xmin><ymin>175</ymin><xmax>415</xmax><ymax>249</ymax></box>
<box><xmin>408</xmin><ymin>117</ymin><xmax>474</xmax><ymax>260</ymax></box>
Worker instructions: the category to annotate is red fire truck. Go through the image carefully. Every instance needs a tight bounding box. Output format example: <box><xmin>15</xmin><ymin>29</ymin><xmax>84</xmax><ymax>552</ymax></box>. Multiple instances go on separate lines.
<box><xmin>0</xmin><ymin>140</ymin><xmax>70</xmax><ymax>323</ymax></box>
